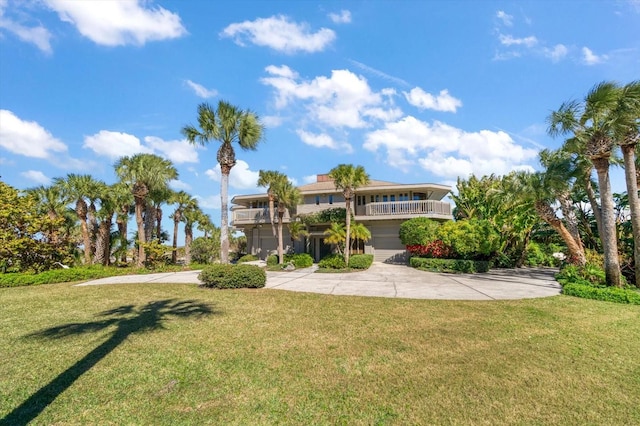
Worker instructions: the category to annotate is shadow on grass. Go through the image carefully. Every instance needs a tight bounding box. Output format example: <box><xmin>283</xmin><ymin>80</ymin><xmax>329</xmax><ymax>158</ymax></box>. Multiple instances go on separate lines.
<box><xmin>1</xmin><ymin>299</ymin><xmax>217</xmax><ymax>426</ymax></box>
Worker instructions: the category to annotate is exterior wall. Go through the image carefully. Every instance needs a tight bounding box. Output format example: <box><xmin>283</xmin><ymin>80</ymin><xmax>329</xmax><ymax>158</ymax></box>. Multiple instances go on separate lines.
<box><xmin>244</xmin><ymin>226</ymin><xmax>295</xmax><ymax>260</ymax></box>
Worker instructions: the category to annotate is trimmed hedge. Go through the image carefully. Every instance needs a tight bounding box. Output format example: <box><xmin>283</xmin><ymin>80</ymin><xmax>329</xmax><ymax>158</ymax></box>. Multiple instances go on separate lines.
<box><xmin>289</xmin><ymin>253</ymin><xmax>313</xmax><ymax>268</ymax></box>
<box><xmin>410</xmin><ymin>257</ymin><xmax>490</xmax><ymax>273</ymax></box>
<box><xmin>318</xmin><ymin>254</ymin><xmax>347</xmax><ymax>269</ymax></box>
<box><xmin>348</xmin><ymin>254</ymin><xmax>374</xmax><ymax>270</ymax></box>
<box><xmin>562</xmin><ymin>283</ymin><xmax>640</xmax><ymax>305</ymax></box>
<box><xmin>0</xmin><ymin>266</ymin><xmax>131</xmax><ymax>288</ymax></box>
<box><xmin>198</xmin><ymin>264</ymin><xmax>266</xmax><ymax>289</ymax></box>
<box><xmin>237</xmin><ymin>254</ymin><xmax>259</xmax><ymax>263</ymax></box>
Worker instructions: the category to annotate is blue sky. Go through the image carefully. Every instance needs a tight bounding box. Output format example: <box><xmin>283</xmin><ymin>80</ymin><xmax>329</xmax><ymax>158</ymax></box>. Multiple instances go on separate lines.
<box><xmin>1</xmin><ymin>0</ymin><xmax>639</xmax><ymax>228</ymax></box>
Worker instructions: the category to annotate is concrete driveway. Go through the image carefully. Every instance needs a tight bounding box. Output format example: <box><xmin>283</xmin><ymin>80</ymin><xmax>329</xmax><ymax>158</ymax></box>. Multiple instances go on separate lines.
<box><xmin>77</xmin><ymin>263</ymin><xmax>561</xmax><ymax>301</ymax></box>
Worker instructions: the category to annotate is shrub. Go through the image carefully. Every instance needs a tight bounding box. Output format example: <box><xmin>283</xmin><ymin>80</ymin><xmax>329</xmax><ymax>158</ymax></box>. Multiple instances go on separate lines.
<box><xmin>289</xmin><ymin>253</ymin><xmax>313</xmax><ymax>268</ymax></box>
<box><xmin>406</xmin><ymin>240</ymin><xmax>454</xmax><ymax>259</ymax></box>
<box><xmin>348</xmin><ymin>254</ymin><xmax>373</xmax><ymax>270</ymax></box>
<box><xmin>191</xmin><ymin>237</ymin><xmax>220</xmax><ymax>264</ymax></box>
<box><xmin>399</xmin><ymin>217</ymin><xmax>441</xmax><ymax>246</ymax></box>
<box><xmin>410</xmin><ymin>257</ymin><xmax>489</xmax><ymax>273</ymax></box>
<box><xmin>562</xmin><ymin>283</ymin><xmax>640</xmax><ymax>305</ymax></box>
<box><xmin>525</xmin><ymin>242</ymin><xmax>564</xmax><ymax>267</ymax></box>
<box><xmin>198</xmin><ymin>264</ymin><xmax>266</xmax><ymax>289</ymax></box>
<box><xmin>237</xmin><ymin>254</ymin><xmax>259</xmax><ymax>263</ymax></box>
<box><xmin>436</xmin><ymin>219</ymin><xmax>500</xmax><ymax>260</ymax></box>
<box><xmin>266</xmin><ymin>255</ymin><xmax>278</xmax><ymax>266</ymax></box>
<box><xmin>318</xmin><ymin>254</ymin><xmax>347</xmax><ymax>269</ymax></box>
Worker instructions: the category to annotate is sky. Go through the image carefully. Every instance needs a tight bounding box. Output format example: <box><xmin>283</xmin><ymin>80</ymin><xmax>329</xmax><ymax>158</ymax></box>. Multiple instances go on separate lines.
<box><xmin>1</xmin><ymin>0</ymin><xmax>639</xmax><ymax>232</ymax></box>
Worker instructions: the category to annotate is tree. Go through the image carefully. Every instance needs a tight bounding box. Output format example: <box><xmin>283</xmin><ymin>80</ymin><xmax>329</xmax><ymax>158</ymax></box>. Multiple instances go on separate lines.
<box><xmin>182</xmin><ymin>101</ymin><xmax>264</xmax><ymax>264</ymax></box>
<box><xmin>323</xmin><ymin>222</ymin><xmax>346</xmax><ymax>255</ymax></box>
<box><xmin>257</xmin><ymin>170</ymin><xmax>287</xmax><ymax>238</ymax></box>
<box><xmin>350</xmin><ymin>222</ymin><xmax>371</xmax><ymax>254</ymax></box>
<box><xmin>53</xmin><ymin>174</ymin><xmax>101</xmax><ymax>265</ymax></box>
<box><xmin>328</xmin><ymin>164</ymin><xmax>370</xmax><ymax>266</ymax></box>
<box><xmin>27</xmin><ymin>184</ymin><xmax>70</xmax><ymax>246</ymax></box>
<box><xmin>168</xmin><ymin>190</ymin><xmax>198</xmax><ymax>263</ymax></box>
<box><xmin>548</xmin><ymin>82</ymin><xmax>623</xmax><ymax>286</ymax></box>
<box><xmin>288</xmin><ymin>220</ymin><xmax>309</xmax><ymax>251</ymax></box>
<box><xmin>181</xmin><ymin>203</ymin><xmax>202</xmax><ymax>265</ymax></box>
<box><xmin>272</xmin><ymin>180</ymin><xmax>301</xmax><ymax>264</ymax></box>
<box><xmin>115</xmin><ymin>154</ymin><xmax>178</xmax><ymax>267</ymax></box>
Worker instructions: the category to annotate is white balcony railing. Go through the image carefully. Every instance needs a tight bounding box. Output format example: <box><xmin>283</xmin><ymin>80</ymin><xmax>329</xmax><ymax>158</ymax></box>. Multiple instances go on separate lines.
<box><xmin>365</xmin><ymin>200</ymin><xmax>451</xmax><ymax>216</ymax></box>
<box><xmin>232</xmin><ymin>208</ymin><xmax>289</xmax><ymax>224</ymax></box>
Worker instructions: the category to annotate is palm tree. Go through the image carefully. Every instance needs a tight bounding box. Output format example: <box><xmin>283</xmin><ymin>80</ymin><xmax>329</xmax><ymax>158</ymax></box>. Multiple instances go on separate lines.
<box><xmin>94</xmin><ymin>182</ymin><xmax>116</xmax><ymax>266</ymax></box>
<box><xmin>182</xmin><ymin>101</ymin><xmax>264</xmax><ymax>264</ymax></box>
<box><xmin>257</xmin><ymin>170</ymin><xmax>287</xmax><ymax>238</ymax></box>
<box><xmin>288</xmin><ymin>220</ymin><xmax>309</xmax><ymax>252</ymax></box>
<box><xmin>111</xmin><ymin>182</ymin><xmax>133</xmax><ymax>264</ymax></box>
<box><xmin>181</xmin><ymin>203</ymin><xmax>202</xmax><ymax>265</ymax></box>
<box><xmin>323</xmin><ymin>222</ymin><xmax>346</xmax><ymax>256</ymax></box>
<box><xmin>169</xmin><ymin>190</ymin><xmax>198</xmax><ymax>263</ymax></box>
<box><xmin>613</xmin><ymin>81</ymin><xmax>640</xmax><ymax>286</ymax></box>
<box><xmin>27</xmin><ymin>184</ymin><xmax>69</xmax><ymax>245</ymax></box>
<box><xmin>115</xmin><ymin>154</ymin><xmax>178</xmax><ymax>267</ymax></box>
<box><xmin>272</xmin><ymin>180</ymin><xmax>301</xmax><ymax>264</ymax></box>
<box><xmin>54</xmin><ymin>174</ymin><xmax>101</xmax><ymax>265</ymax></box>
<box><xmin>548</xmin><ymin>82</ymin><xmax>622</xmax><ymax>286</ymax></box>
<box><xmin>349</xmin><ymin>222</ymin><xmax>371</xmax><ymax>255</ymax></box>
<box><xmin>328</xmin><ymin>164</ymin><xmax>370</xmax><ymax>265</ymax></box>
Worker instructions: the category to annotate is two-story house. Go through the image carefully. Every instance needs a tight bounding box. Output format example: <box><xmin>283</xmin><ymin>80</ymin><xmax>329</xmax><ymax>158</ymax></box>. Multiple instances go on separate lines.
<box><xmin>231</xmin><ymin>174</ymin><xmax>453</xmax><ymax>263</ymax></box>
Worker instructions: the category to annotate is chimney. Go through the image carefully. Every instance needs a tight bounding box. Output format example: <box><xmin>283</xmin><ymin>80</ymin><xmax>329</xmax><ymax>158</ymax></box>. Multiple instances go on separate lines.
<box><xmin>316</xmin><ymin>174</ymin><xmax>332</xmax><ymax>183</ymax></box>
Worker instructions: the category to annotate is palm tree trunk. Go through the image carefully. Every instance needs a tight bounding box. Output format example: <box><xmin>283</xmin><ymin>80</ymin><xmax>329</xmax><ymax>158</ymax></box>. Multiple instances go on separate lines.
<box><xmin>582</xmin><ymin>173</ymin><xmax>603</xmax><ymax>249</ymax></box>
<box><xmin>277</xmin><ymin>210</ymin><xmax>284</xmax><ymax>264</ymax></box>
<box><xmin>172</xmin><ymin>216</ymin><xmax>180</xmax><ymax>264</ymax></box>
<box><xmin>156</xmin><ymin>205</ymin><xmax>163</xmax><ymax>242</ymax></box>
<box><xmin>268</xmin><ymin>193</ymin><xmax>277</xmax><ymax>238</ymax></box>
<box><xmin>535</xmin><ymin>201</ymin><xmax>586</xmax><ymax>266</ymax></box>
<box><xmin>135</xmin><ymin>197</ymin><xmax>146</xmax><ymax>267</ymax></box>
<box><xmin>621</xmin><ymin>144</ymin><xmax>640</xmax><ymax>286</ymax></box>
<box><xmin>144</xmin><ymin>202</ymin><xmax>155</xmax><ymax>243</ymax></box>
<box><xmin>344</xmin><ymin>197</ymin><xmax>352</xmax><ymax>266</ymax></box>
<box><xmin>185</xmin><ymin>225</ymin><xmax>193</xmax><ymax>265</ymax></box>
<box><xmin>95</xmin><ymin>218</ymin><xmax>112</xmax><ymax>266</ymax></box>
<box><xmin>220</xmin><ymin>167</ymin><xmax>231</xmax><ymax>264</ymax></box>
<box><xmin>117</xmin><ymin>215</ymin><xmax>128</xmax><ymax>264</ymax></box>
<box><xmin>558</xmin><ymin>191</ymin><xmax>583</xmax><ymax>251</ymax></box>
<box><xmin>592</xmin><ymin>157</ymin><xmax>622</xmax><ymax>286</ymax></box>
<box><xmin>77</xmin><ymin>201</ymin><xmax>91</xmax><ymax>265</ymax></box>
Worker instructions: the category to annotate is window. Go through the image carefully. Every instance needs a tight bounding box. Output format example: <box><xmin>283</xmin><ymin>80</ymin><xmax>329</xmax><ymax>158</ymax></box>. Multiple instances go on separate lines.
<box><xmin>371</xmin><ymin>195</ymin><xmax>375</xmax><ymax>203</ymax></box>
<box><xmin>375</xmin><ymin>195</ymin><xmax>380</xmax><ymax>202</ymax></box>
<box><xmin>315</xmin><ymin>195</ymin><xmax>320</xmax><ymax>205</ymax></box>
<box><xmin>390</xmin><ymin>195</ymin><xmax>395</xmax><ymax>202</ymax></box>
<box><xmin>382</xmin><ymin>195</ymin><xmax>388</xmax><ymax>202</ymax></box>
<box><xmin>329</xmin><ymin>195</ymin><xmax>333</xmax><ymax>204</ymax></box>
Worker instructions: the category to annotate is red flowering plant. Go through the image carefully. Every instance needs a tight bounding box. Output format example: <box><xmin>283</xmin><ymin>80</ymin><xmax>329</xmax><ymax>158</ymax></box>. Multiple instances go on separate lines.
<box><xmin>406</xmin><ymin>240</ymin><xmax>454</xmax><ymax>259</ymax></box>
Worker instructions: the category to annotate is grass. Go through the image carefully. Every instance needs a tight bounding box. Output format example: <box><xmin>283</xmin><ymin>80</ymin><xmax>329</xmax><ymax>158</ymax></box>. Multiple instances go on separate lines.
<box><xmin>1</xmin><ymin>283</ymin><xmax>640</xmax><ymax>425</ymax></box>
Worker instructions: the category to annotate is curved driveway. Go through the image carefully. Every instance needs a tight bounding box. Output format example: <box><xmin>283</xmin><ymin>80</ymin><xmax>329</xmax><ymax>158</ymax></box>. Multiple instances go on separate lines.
<box><xmin>77</xmin><ymin>263</ymin><xmax>561</xmax><ymax>301</ymax></box>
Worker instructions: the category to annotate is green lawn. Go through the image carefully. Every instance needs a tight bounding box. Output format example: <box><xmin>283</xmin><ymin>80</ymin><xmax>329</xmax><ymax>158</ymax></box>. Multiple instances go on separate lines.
<box><xmin>1</xmin><ymin>282</ymin><xmax>639</xmax><ymax>425</ymax></box>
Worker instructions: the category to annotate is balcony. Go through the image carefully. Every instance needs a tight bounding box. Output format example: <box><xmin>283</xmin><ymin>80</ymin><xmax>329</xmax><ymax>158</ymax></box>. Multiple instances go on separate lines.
<box><xmin>364</xmin><ymin>200</ymin><xmax>452</xmax><ymax>218</ymax></box>
<box><xmin>232</xmin><ymin>208</ymin><xmax>289</xmax><ymax>225</ymax></box>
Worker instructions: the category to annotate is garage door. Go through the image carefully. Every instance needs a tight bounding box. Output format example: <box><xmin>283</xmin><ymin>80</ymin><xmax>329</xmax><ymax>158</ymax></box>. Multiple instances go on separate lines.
<box><xmin>373</xmin><ymin>236</ymin><xmax>407</xmax><ymax>263</ymax></box>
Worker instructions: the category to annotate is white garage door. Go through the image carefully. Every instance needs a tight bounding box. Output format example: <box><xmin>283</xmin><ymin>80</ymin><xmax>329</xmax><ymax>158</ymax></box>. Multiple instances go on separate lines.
<box><xmin>373</xmin><ymin>236</ymin><xmax>407</xmax><ymax>263</ymax></box>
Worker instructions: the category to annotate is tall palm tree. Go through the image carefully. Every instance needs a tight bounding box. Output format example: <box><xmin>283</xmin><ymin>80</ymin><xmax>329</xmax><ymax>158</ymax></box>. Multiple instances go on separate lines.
<box><xmin>27</xmin><ymin>184</ymin><xmax>69</xmax><ymax>245</ymax></box>
<box><xmin>257</xmin><ymin>170</ymin><xmax>287</xmax><ymax>238</ymax></box>
<box><xmin>115</xmin><ymin>154</ymin><xmax>178</xmax><ymax>267</ymax></box>
<box><xmin>182</xmin><ymin>101</ymin><xmax>264</xmax><ymax>264</ymax></box>
<box><xmin>272</xmin><ymin>180</ymin><xmax>301</xmax><ymax>264</ymax></box>
<box><xmin>54</xmin><ymin>174</ymin><xmax>101</xmax><ymax>265</ymax></box>
<box><xmin>93</xmin><ymin>182</ymin><xmax>116</xmax><ymax>266</ymax></box>
<box><xmin>328</xmin><ymin>164</ymin><xmax>370</xmax><ymax>265</ymax></box>
<box><xmin>169</xmin><ymin>190</ymin><xmax>198</xmax><ymax>263</ymax></box>
<box><xmin>613</xmin><ymin>81</ymin><xmax>640</xmax><ymax>286</ymax></box>
<box><xmin>112</xmin><ymin>182</ymin><xmax>133</xmax><ymax>264</ymax></box>
<box><xmin>548</xmin><ymin>81</ymin><xmax>622</xmax><ymax>286</ymax></box>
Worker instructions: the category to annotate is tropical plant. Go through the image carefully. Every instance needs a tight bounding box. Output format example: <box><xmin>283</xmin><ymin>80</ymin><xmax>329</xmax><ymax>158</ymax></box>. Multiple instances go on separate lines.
<box><xmin>182</xmin><ymin>101</ymin><xmax>264</xmax><ymax>264</ymax></box>
<box><xmin>349</xmin><ymin>222</ymin><xmax>371</xmax><ymax>254</ymax></box>
<box><xmin>115</xmin><ymin>154</ymin><xmax>178</xmax><ymax>267</ymax></box>
<box><xmin>181</xmin><ymin>203</ymin><xmax>202</xmax><ymax>265</ymax></box>
<box><xmin>328</xmin><ymin>164</ymin><xmax>370</xmax><ymax>265</ymax></box>
<box><xmin>272</xmin><ymin>179</ymin><xmax>301</xmax><ymax>264</ymax></box>
<box><xmin>548</xmin><ymin>81</ymin><xmax>625</xmax><ymax>286</ymax></box>
<box><xmin>168</xmin><ymin>190</ymin><xmax>198</xmax><ymax>263</ymax></box>
<box><xmin>323</xmin><ymin>222</ymin><xmax>346</xmax><ymax>255</ymax></box>
<box><xmin>257</xmin><ymin>170</ymin><xmax>287</xmax><ymax>238</ymax></box>
<box><xmin>288</xmin><ymin>220</ymin><xmax>309</xmax><ymax>250</ymax></box>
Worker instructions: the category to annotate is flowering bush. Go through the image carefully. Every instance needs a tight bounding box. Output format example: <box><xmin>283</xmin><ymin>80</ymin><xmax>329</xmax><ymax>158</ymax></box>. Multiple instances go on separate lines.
<box><xmin>406</xmin><ymin>240</ymin><xmax>453</xmax><ymax>259</ymax></box>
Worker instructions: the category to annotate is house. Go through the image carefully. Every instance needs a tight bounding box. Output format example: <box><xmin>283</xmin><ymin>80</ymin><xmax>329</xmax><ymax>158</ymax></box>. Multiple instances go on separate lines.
<box><xmin>231</xmin><ymin>174</ymin><xmax>453</xmax><ymax>263</ymax></box>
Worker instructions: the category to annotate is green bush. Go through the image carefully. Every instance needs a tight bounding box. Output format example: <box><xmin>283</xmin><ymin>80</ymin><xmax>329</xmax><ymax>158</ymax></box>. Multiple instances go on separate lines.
<box><xmin>289</xmin><ymin>253</ymin><xmax>313</xmax><ymax>268</ymax></box>
<box><xmin>318</xmin><ymin>254</ymin><xmax>347</xmax><ymax>269</ymax></box>
<box><xmin>524</xmin><ymin>242</ymin><xmax>564</xmax><ymax>267</ymax></box>
<box><xmin>399</xmin><ymin>217</ymin><xmax>441</xmax><ymax>246</ymax></box>
<box><xmin>436</xmin><ymin>219</ymin><xmax>500</xmax><ymax>260</ymax></box>
<box><xmin>266</xmin><ymin>255</ymin><xmax>278</xmax><ymax>266</ymax></box>
<box><xmin>348</xmin><ymin>254</ymin><xmax>373</xmax><ymax>270</ymax></box>
<box><xmin>198</xmin><ymin>264</ymin><xmax>266</xmax><ymax>289</ymax></box>
<box><xmin>556</xmin><ymin>263</ymin><xmax>607</xmax><ymax>287</ymax></box>
<box><xmin>191</xmin><ymin>237</ymin><xmax>220</xmax><ymax>264</ymax></box>
<box><xmin>562</xmin><ymin>283</ymin><xmax>640</xmax><ymax>305</ymax></box>
<box><xmin>237</xmin><ymin>254</ymin><xmax>259</xmax><ymax>263</ymax></box>
<box><xmin>410</xmin><ymin>257</ymin><xmax>489</xmax><ymax>273</ymax></box>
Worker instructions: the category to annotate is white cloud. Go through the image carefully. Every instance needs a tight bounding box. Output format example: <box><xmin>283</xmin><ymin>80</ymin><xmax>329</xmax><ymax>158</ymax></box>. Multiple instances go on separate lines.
<box><xmin>44</xmin><ymin>0</ymin><xmax>186</xmax><ymax>46</ymax></box>
<box><xmin>582</xmin><ymin>47</ymin><xmax>608</xmax><ymax>65</ymax></box>
<box><xmin>328</xmin><ymin>10</ymin><xmax>351</xmax><ymax>24</ymax></box>
<box><xmin>83</xmin><ymin>130</ymin><xmax>151</xmax><ymax>159</ymax></box>
<box><xmin>0</xmin><ymin>110</ymin><xmax>67</xmax><ymax>158</ymax></box>
<box><xmin>204</xmin><ymin>159</ymin><xmax>259</xmax><ymax>190</ymax></box>
<box><xmin>363</xmin><ymin>116</ymin><xmax>538</xmax><ymax>179</ymax></box>
<box><xmin>144</xmin><ymin>136</ymin><xmax>198</xmax><ymax>164</ymax></box>
<box><xmin>262</xmin><ymin>115</ymin><xmax>284</xmax><ymax>128</ymax></box>
<box><xmin>499</xmin><ymin>34</ymin><xmax>538</xmax><ymax>48</ymax></box>
<box><xmin>21</xmin><ymin>170</ymin><xmax>50</xmax><ymax>185</ymax></box>
<box><xmin>297</xmin><ymin>129</ymin><xmax>340</xmax><ymax>150</ymax></box>
<box><xmin>544</xmin><ymin>44</ymin><xmax>568</xmax><ymax>62</ymax></box>
<box><xmin>262</xmin><ymin>66</ymin><xmax>398</xmax><ymax>129</ymax></box>
<box><xmin>169</xmin><ymin>179</ymin><xmax>191</xmax><ymax>191</ymax></box>
<box><xmin>302</xmin><ymin>175</ymin><xmax>317</xmax><ymax>184</ymax></box>
<box><xmin>195</xmin><ymin>194</ymin><xmax>221</xmax><ymax>210</ymax></box>
<box><xmin>185</xmin><ymin>80</ymin><xmax>217</xmax><ymax>99</ymax></box>
<box><xmin>220</xmin><ymin>15</ymin><xmax>335</xmax><ymax>54</ymax></box>
<box><xmin>403</xmin><ymin>87</ymin><xmax>462</xmax><ymax>113</ymax></box>
<box><xmin>496</xmin><ymin>10</ymin><xmax>513</xmax><ymax>26</ymax></box>
<box><xmin>0</xmin><ymin>6</ymin><xmax>52</xmax><ymax>54</ymax></box>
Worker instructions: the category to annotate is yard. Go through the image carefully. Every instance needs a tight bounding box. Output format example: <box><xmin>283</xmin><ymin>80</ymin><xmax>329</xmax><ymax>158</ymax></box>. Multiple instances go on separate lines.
<box><xmin>1</xmin><ymin>282</ymin><xmax>639</xmax><ymax>425</ymax></box>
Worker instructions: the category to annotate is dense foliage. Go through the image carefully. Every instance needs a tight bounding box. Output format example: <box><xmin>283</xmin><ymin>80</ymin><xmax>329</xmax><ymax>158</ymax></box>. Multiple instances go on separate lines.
<box><xmin>300</xmin><ymin>208</ymin><xmax>348</xmax><ymax>225</ymax></box>
<box><xmin>348</xmin><ymin>254</ymin><xmax>374</xmax><ymax>269</ymax></box>
<box><xmin>190</xmin><ymin>237</ymin><xmax>220</xmax><ymax>264</ymax></box>
<box><xmin>237</xmin><ymin>254</ymin><xmax>259</xmax><ymax>263</ymax></box>
<box><xmin>318</xmin><ymin>254</ymin><xmax>347</xmax><ymax>269</ymax></box>
<box><xmin>399</xmin><ymin>217</ymin><xmax>440</xmax><ymax>246</ymax></box>
<box><xmin>410</xmin><ymin>257</ymin><xmax>490</xmax><ymax>273</ymax></box>
<box><xmin>198</xmin><ymin>264</ymin><xmax>266</xmax><ymax>289</ymax></box>
<box><xmin>437</xmin><ymin>219</ymin><xmax>500</xmax><ymax>260</ymax></box>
